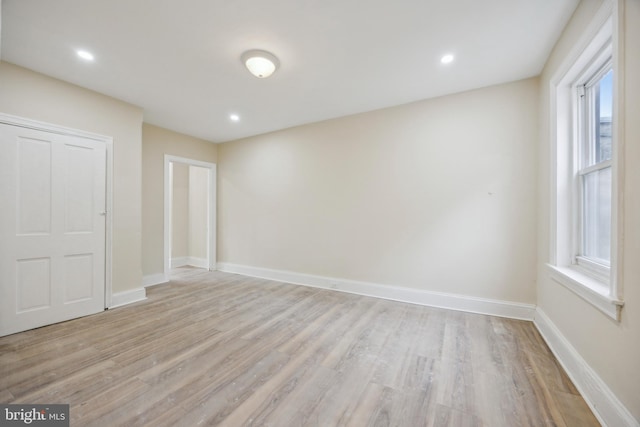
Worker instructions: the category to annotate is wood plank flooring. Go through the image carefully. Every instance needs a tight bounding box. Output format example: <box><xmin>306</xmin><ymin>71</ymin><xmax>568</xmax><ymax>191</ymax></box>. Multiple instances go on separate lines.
<box><xmin>0</xmin><ymin>268</ymin><xmax>600</xmax><ymax>426</ymax></box>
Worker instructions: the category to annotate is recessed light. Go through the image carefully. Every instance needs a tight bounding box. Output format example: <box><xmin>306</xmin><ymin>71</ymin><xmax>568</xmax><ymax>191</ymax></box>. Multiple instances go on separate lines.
<box><xmin>230</xmin><ymin>114</ymin><xmax>240</xmax><ymax>122</ymax></box>
<box><xmin>441</xmin><ymin>54</ymin><xmax>454</xmax><ymax>64</ymax></box>
<box><xmin>77</xmin><ymin>50</ymin><xmax>95</xmax><ymax>61</ymax></box>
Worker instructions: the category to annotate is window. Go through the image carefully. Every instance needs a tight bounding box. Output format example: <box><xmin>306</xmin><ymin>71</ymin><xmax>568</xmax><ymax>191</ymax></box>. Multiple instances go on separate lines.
<box><xmin>548</xmin><ymin>11</ymin><xmax>623</xmax><ymax>320</ymax></box>
<box><xmin>576</xmin><ymin>64</ymin><xmax>613</xmax><ymax>282</ymax></box>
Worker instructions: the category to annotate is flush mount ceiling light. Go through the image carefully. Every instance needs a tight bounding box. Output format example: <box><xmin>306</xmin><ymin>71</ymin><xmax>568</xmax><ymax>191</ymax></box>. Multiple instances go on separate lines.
<box><xmin>229</xmin><ymin>114</ymin><xmax>240</xmax><ymax>122</ymax></box>
<box><xmin>241</xmin><ymin>50</ymin><xmax>279</xmax><ymax>78</ymax></box>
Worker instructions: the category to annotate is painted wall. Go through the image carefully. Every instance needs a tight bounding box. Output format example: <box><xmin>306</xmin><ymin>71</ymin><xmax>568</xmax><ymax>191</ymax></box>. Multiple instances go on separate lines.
<box><xmin>218</xmin><ymin>78</ymin><xmax>539</xmax><ymax>304</ymax></box>
<box><xmin>537</xmin><ymin>0</ymin><xmax>640</xmax><ymax>420</ymax></box>
<box><xmin>189</xmin><ymin>166</ymin><xmax>209</xmax><ymax>262</ymax></box>
<box><xmin>170</xmin><ymin>163</ymin><xmax>209</xmax><ymax>265</ymax></box>
<box><xmin>141</xmin><ymin>123</ymin><xmax>217</xmax><ymax>277</ymax></box>
<box><xmin>0</xmin><ymin>61</ymin><xmax>143</xmax><ymax>294</ymax></box>
<box><xmin>171</xmin><ymin>162</ymin><xmax>189</xmax><ymax>259</ymax></box>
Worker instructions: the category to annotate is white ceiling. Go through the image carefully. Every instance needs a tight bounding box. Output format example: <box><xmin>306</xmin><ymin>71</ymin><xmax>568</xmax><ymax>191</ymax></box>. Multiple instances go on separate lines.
<box><xmin>1</xmin><ymin>0</ymin><xmax>579</xmax><ymax>143</ymax></box>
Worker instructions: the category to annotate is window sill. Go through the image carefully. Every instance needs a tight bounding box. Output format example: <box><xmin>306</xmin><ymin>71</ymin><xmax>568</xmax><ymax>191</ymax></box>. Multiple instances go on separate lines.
<box><xmin>546</xmin><ymin>264</ymin><xmax>623</xmax><ymax>321</ymax></box>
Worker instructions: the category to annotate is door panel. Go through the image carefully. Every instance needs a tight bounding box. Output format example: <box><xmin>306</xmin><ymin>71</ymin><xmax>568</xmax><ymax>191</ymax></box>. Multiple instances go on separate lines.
<box><xmin>16</xmin><ymin>258</ymin><xmax>51</xmax><ymax>312</ymax></box>
<box><xmin>17</xmin><ymin>136</ymin><xmax>52</xmax><ymax>235</ymax></box>
<box><xmin>64</xmin><ymin>253</ymin><xmax>94</xmax><ymax>303</ymax></box>
<box><xmin>0</xmin><ymin>123</ymin><xmax>106</xmax><ymax>337</ymax></box>
<box><xmin>64</xmin><ymin>143</ymin><xmax>95</xmax><ymax>233</ymax></box>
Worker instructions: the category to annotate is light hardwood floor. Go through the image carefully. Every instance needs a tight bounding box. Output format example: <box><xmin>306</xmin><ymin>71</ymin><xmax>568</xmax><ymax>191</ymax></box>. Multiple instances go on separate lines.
<box><xmin>0</xmin><ymin>268</ymin><xmax>599</xmax><ymax>426</ymax></box>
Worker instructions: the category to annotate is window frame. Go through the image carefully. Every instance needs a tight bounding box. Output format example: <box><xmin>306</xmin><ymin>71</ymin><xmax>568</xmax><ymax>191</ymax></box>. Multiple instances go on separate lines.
<box><xmin>547</xmin><ymin>6</ymin><xmax>624</xmax><ymax>321</ymax></box>
<box><xmin>574</xmin><ymin>58</ymin><xmax>613</xmax><ymax>281</ymax></box>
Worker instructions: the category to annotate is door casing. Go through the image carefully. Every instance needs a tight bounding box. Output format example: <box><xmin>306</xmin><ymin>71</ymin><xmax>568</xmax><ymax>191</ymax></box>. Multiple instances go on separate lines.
<box><xmin>163</xmin><ymin>155</ymin><xmax>217</xmax><ymax>278</ymax></box>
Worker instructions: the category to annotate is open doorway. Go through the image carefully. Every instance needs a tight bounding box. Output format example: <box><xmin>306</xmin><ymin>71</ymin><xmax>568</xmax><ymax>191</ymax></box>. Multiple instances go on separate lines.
<box><xmin>164</xmin><ymin>155</ymin><xmax>216</xmax><ymax>278</ymax></box>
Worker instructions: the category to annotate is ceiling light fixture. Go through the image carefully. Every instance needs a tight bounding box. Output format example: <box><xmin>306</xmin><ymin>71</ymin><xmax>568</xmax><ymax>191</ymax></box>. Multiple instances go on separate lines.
<box><xmin>241</xmin><ymin>50</ymin><xmax>279</xmax><ymax>78</ymax></box>
<box><xmin>230</xmin><ymin>114</ymin><xmax>240</xmax><ymax>122</ymax></box>
<box><xmin>440</xmin><ymin>54</ymin><xmax>454</xmax><ymax>64</ymax></box>
<box><xmin>77</xmin><ymin>50</ymin><xmax>95</xmax><ymax>61</ymax></box>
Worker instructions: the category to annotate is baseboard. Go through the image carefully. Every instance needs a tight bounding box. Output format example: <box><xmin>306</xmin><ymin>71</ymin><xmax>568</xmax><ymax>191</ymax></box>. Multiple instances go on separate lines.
<box><xmin>171</xmin><ymin>257</ymin><xmax>208</xmax><ymax>269</ymax></box>
<box><xmin>142</xmin><ymin>273</ymin><xmax>169</xmax><ymax>287</ymax></box>
<box><xmin>186</xmin><ymin>257</ymin><xmax>208</xmax><ymax>269</ymax></box>
<box><xmin>171</xmin><ymin>257</ymin><xmax>189</xmax><ymax>268</ymax></box>
<box><xmin>109</xmin><ymin>287</ymin><xmax>147</xmax><ymax>309</ymax></box>
<box><xmin>534</xmin><ymin>308</ymin><xmax>639</xmax><ymax>427</ymax></box>
<box><xmin>216</xmin><ymin>262</ymin><xmax>536</xmax><ymax>321</ymax></box>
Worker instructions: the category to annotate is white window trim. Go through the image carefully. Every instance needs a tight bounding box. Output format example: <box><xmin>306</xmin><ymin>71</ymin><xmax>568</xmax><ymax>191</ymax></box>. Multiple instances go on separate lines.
<box><xmin>575</xmin><ymin>256</ymin><xmax>610</xmax><ymax>283</ymax></box>
<box><xmin>547</xmin><ymin>265</ymin><xmax>622</xmax><ymax>319</ymax></box>
<box><xmin>548</xmin><ymin>0</ymin><xmax>624</xmax><ymax>321</ymax></box>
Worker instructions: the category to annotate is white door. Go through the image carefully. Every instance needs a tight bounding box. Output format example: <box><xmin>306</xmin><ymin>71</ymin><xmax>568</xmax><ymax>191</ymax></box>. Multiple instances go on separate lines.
<box><xmin>0</xmin><ymin>123</ymin><xmax>106</xmax><ymax>337</ymax></box>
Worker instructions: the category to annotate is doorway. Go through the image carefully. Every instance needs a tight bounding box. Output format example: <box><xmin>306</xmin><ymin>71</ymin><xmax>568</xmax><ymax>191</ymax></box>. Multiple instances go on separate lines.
<box><xmin>164</xmin><ymin>155</ymin><xmax>216</xmax><ymax>278</ymax></box>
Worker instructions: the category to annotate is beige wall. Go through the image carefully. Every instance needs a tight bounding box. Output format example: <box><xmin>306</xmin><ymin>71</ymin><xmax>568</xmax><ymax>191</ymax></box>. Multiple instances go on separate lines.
<box><xmin>141</xmin><ymin>123</ymin><xmax>217</xmax><ymax>276</ymax></box>
<box><xmin>171</xmin><ymin>162</ymin><xmax>189</xmax><ymax>259</ymax></box>
<box><xmin>537</xmin><ymin>0</ymin><xmax>640</xmax><ymax>419</ymax></box>
<box><xmin>189</xmin><ymin>166</ymin><xmax>209</xmax><ymax>261</ymax></box>
<box><xmin>218</xmin><ymin>78</ymin><xmax>539</xmax><ymax>303</ymax></box>
<box><xmin>0</xmin><ymin>61</ymin><xmax>143</xmax><ymax>294</ymax></box>
<box><xmin>170</xmin><ymin>163</ymin><xmax>209</xmax><ymax>263</ymax></box>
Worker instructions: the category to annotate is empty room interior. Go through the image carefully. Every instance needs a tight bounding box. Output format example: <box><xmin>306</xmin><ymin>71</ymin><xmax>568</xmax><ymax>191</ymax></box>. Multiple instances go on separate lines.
<box><xmin>0</xmin><ymin>0</ymin><xmax>639</xmax><ymax>426</ymax></box>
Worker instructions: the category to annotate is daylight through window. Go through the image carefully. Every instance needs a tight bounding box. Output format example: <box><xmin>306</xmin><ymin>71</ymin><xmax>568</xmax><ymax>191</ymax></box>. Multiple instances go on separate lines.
<box><xmin>576</xmin><ymin>64</ymin><xmax>613</xmax><ymax>279</ymax></box>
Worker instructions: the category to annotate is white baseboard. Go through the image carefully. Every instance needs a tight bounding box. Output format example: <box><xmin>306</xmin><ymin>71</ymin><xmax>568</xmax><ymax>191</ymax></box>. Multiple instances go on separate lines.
<box><xmin>109</xmin><ymin>287</ymin><xmax>147</xmax><ymax>309</ymax></box>
<box><xmin>171</xmin><ymin>257</ymin><xmax>208</xmax><ymax>269</ymax></box>
<box><xmin>171</xmin><ymin>257</ymin><xmax>189</xmax><ymax>268</ymax></box>
<box><xmin>216</xmin><ymin>262</ymin><xmax>536</xmax><ymax>321</ymax></box>
<box><xmin>142</xmin><ymin>273</ymin><xmax>169</xmax><ymax>287</ymax></box>
<box><xmin>534</xmin><ymin>308</ymin><xmax>639</xmax><ymax>427</ymax></box>
<box><xmin>186</xmin><ymin>257</ymin><xmax>208</xmax><ymax>269</ymax></box>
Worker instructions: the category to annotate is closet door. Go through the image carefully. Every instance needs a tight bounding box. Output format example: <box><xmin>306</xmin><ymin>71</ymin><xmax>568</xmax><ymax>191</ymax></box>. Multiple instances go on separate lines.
<box><xmin>0</xmin><ymin>123</ymin><xmax>106</xmax><ymax>336</ymax></box>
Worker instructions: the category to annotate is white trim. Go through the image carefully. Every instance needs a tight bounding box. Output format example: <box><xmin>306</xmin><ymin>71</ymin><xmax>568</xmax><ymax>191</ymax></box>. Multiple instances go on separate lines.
<box><xmin>610</xmin><ymin>0</ymin><xmax>625</xmax><ymax>301</ymax></box>
<box><xmin>105</xmin><ymin>137</ymin><xmax>114</xmax><ymax>308</ymax></box>
<box><xmin>547</xmin><ymin>264</ymin><xmax>622</xmax><ymax>320</ymax></box>
<box><xmin>534</xmin><ymin>309</ymin><xmax>639</xmax><ymax>427</ymax></box>
<box><xmin>165</xmin><ymin>154</ymin><xmax>218</xmax><ymax>170</ymax></box>
<box><xmin>217</xmin><ymin>263</ymin><xmax>536</xmax><ymax>321</ymax></box>
<box><xmin>164</xmin><ymin>161</ymin><xmax>172</xmax><ymax>279</ymax></box>
<box><xmin>0</xmin><ymin>113</ymin><xmax>114</xmax><ymax>142</ymax></box>
<box><xmin>142</xmin><ymin>273</ymin><xmax>169</xmax><ymax>287</ymax></box>
<box><xmin>0</xmin><ymin>113</ymin><xmax>114</xmax><ymax>309</ymax></box>
<box><xmin>578</xmin><ymin>159</ymin><xmax>612</xmax><ymax>177</ymax></box>
<box><xmin>549</xmin><ymin>1</ymin><xmax>614</xmax><ymax>87</ymax></box>
<box><xmin>171</xmin><ymin>256</ymin><xmax>209</xmax><ymax>269</ymax></box>
<box><xmin>575</xmin><ymin>255</ymin><xmax>610</xmax><ymax>283</ymax></box>
<box><xmin>164</xmin><ymin>155</ymin><xmax>217</xmax><ymax>280</ymax></box>
<box><xmin>171</xmin><ymin>256</ymin><xmax>190</xmax><ymax>269</ymax></box>
<box><xmin>187</xmin><ymin>257</ymin><xmax>208</xmax><ymax>269</ymax></box>
<box><xmin>548</xmin><ymin>1</ymin><xmax>624</xmax><ymax>319</ymax></box>
<box><xmin>208</xmin><ymin>164</ymin><xmax>217</xmax><ymax>271</ymax></box>
<box><xmin>109</xmin><ymin>288</ymin><xmax>147</xmax><ymax>309</ymax></box>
